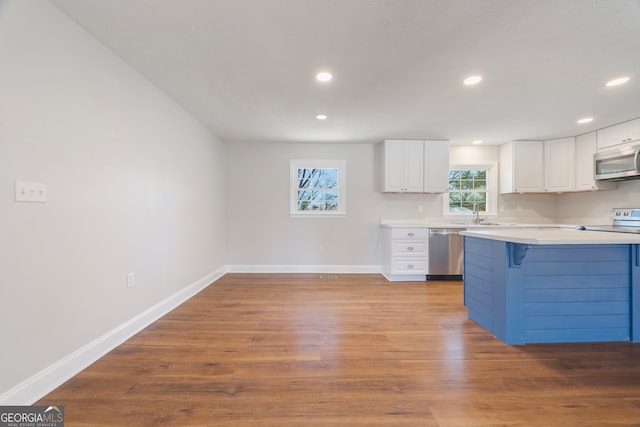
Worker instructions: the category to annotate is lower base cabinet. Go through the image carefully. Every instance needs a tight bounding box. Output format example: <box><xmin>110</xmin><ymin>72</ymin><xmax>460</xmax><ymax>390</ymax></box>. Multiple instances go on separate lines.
<box><xmin>381</xmin><ymin>227</ymin><xmax>428</xmax><ymax>281</ymax></box>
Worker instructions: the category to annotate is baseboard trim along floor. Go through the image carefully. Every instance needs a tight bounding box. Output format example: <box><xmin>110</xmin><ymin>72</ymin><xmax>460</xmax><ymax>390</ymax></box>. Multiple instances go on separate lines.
<box><xmin>0</xmin><ymin>267</ymin><xmax>227</xmax><ymax>405</ymax></box>
<box><xmin>226</xmin><ymin>264</ymin><xmax>381</xmax><ymax>274</ymax></box>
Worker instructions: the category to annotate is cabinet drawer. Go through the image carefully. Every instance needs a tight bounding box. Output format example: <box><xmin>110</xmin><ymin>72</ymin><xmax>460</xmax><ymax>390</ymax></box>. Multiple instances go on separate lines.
<box><xmin>390</xmin><ymin>228</ymin><xmax>428</xmax><ymax>239</ymax></box>
<box><xmin>392</xmin><ymin>241</ymin><xmax>427</xmax><ymax>256</ymax></box>
<box><xmin>392</xmin><ymin>258</ymin><xmax>427</xmax><ymax>274</ymax></box>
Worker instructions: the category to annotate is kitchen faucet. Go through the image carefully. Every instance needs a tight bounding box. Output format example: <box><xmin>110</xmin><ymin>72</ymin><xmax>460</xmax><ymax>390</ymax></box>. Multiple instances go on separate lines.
<box><xmin>472</xmin><ymin>202</ymin><xmax>480</xmax><ymax>224</ymax></box>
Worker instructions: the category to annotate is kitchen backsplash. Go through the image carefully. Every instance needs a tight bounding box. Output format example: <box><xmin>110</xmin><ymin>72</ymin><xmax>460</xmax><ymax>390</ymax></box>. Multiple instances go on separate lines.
<box><xmin>558</xmin><ymin>179</ymin><xmax>640</xmax><ymax>224</ymax></box>
<box><xmin>380</xmin><ymin>180</ymin><xmax>640</xmax><ymax>226</ymax></box>
<box><xmin>378</xmin><ymin>191</ymin><xmax>559</xmax><ymax>224</ymax></box>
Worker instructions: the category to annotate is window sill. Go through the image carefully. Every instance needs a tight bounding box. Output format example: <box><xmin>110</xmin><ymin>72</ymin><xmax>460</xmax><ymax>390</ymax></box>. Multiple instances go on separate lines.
<box><xmin>290</xmin><ymin>212</ymin><xmax>346</xmax><ymax>219</ymax></box>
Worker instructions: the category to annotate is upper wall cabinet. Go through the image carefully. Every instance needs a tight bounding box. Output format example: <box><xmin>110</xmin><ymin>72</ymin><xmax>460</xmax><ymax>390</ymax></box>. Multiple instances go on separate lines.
<box><xmin>423</xmin><ymin>140</ymin><xmax>449</xmax><ymax>193</ymax></box>
<box><xmin>544</xmin><ymin>137</ymin><xmax>575</xmax><ymax>192</ymax></box>
<box><xmin>381</xmin><ymin>139</ymin><xmax>449</xmax><ymax>193</ymax></box>
<box><xmin>500</xmin><ymin>136</ymin><xmax>616</xmax><ymax>194</ymax></box>
<box><xmin>499</xmin><ymin>140</ymin><xmax>544</xmax><ymax>194</ymax></box>
<box><xmin>597</xmin><ymin>118</ymin><xmax>640</xmax><ymax>150</ymax></box>
<box><xmin>575</xmin><ymin>132</ymin><xmax>617</xmax><ymax>191</ymax></box>
<box><xmin>382</xmin><ymin>140</ymin><xmax>424</xmax><ymax>192</ymax></box>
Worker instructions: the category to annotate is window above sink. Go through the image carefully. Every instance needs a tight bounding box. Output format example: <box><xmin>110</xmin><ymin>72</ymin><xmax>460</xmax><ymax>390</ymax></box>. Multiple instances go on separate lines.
<box><xmin>443</xmin><ymin>161</ymin><xmax>498</xmax><ymax>218</ymax></box>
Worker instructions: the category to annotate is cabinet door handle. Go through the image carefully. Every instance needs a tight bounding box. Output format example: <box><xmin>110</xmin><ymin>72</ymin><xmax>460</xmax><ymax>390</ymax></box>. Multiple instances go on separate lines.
<box><xmin>407</xmin><ymin>264</ymin><xmax>414</xmax><ymax>269</ymax></box>
<box><xmin>407</xmin><ymin>232</ymin><xmax>415</xmax><ymax>237</ymax></box>
<box><xmin>407</xmin><ymin>246</ymin><xmax>414</xmax><ymax>251</ymax></box>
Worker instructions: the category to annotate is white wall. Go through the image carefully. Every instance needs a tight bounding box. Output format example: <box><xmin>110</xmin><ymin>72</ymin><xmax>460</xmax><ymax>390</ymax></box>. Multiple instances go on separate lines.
<box><xmin>226</xmin><ymin>142</ymin><xmax>390</xmax><ymax>270</ymax></box>
<box><xmin>0</xmin><ymin>1</ymin><xmax>226</xmax><ymax>398</ymax></box>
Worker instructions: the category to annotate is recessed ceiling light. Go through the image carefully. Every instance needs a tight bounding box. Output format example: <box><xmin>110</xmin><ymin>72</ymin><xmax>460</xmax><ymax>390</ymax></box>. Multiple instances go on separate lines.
<box><xmin>316</xmin><ymin>114</ymin><xmax>328</xmax><ymax>120</ymax></box>
<box><xmin>472</xmin><ymin>140</ymin><xmax>483</xmax><ymax>145</ymax></box>
<box><xmin>577</xmin><ymin>117</ymin><xmax>594</xmax><ymax>124</ymax></box>
<box><xmin>463</xmin><ymin>75</ymin><xmax>482</xmax><ymax>85</ymax></box>
<box><xmin>605</xmin><ymin>76</ymin><xmax>630</xmax><ymax>87</ymax></box>
<box><xmin>316</xmin><ymin>72</ymin><xmax>333</xmax><ymax>82</ymax></box>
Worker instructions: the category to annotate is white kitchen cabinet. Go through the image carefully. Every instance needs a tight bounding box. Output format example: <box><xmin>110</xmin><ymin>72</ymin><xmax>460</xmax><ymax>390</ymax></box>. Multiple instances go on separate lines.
<box><xmin>382</xmin><ymin>139</ymin><xmax>449</xmax><ymax>193</ymax></box>
<box><xmin>596</xmin><ymin>118</ymin><xmax>640</xmax><ymax>150</ymax></box>
<box><xmin>544</xmin><ymin>137</ymin><xmax>575</xmax><ymax>192</ymax></box>
<box><xmin>575</xmin><ymin>131</ymin><xmax>617</xmax><ymax>191</ymax></box>
<box><xmin>381</xmin><ymin>227</ymin><xmax>428</xmax><ymax>281</ymax></box>
<box><xmin>382</xmin><ymin>140</ymin><xmax>424</xmax><ymax>192</ymax></box>
<box><xmin>499</xmin><ymin>140</ymin><xmax>544</xmax><ymax>193</ymax></box>
<box><xmin>423</xmin><ymin>140</ymin><xmax>449</xmax><ymax>193</ymax></box>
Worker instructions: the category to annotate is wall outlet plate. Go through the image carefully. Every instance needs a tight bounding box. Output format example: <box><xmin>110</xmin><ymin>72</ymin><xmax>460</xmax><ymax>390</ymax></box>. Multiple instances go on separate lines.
<box><xmin>15</xmin><ymin>181</ymin><xmax>47</xmax><ymax>202</ymax></box>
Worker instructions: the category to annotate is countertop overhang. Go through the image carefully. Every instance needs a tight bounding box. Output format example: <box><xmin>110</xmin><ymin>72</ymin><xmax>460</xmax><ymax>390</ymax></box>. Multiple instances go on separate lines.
<box><xmin>461</xmin><ymin>228</ymin><xmax>640</xmax><ymax>245</ymax></box>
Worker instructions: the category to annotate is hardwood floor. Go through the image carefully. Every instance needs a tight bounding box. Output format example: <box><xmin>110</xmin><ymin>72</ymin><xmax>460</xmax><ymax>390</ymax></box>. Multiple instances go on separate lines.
<box><xmin>37</xmin><ymin>274</ymin><xmax>640</xmax><ymax>426</ymax></box>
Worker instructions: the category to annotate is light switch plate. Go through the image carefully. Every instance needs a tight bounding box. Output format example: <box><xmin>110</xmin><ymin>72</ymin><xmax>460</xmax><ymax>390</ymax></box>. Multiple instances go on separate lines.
<box><xmin>15</xmin><ymin>181</ymin><xmax>47</xmax><ymax>202</ymax></box>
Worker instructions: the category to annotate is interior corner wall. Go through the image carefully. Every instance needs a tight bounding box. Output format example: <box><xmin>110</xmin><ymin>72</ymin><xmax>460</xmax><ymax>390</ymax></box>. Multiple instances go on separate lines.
<box><xmin>0</xmin><ymin>1</ymin><xmax>226</xmax><ymax>398</ymax></box>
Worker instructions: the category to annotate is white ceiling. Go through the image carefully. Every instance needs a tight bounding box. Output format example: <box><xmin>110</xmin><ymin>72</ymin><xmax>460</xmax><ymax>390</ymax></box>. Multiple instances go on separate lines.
<box><xmin>50</xmin><ymin>0</ymin><xmax>640</xmax><ymax>145</ymax></box>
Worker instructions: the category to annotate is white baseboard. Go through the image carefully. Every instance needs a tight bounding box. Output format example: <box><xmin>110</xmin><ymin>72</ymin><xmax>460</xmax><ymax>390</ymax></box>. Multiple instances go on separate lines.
<box><xmin>0</xmin><ymin>266</ymin><xmax>227</xmax><ymax>405</ymax></box>
<box><xmin>226</xmin><ymin>264</ymin><xmax>381</xmax><ymax>274</ymax></box>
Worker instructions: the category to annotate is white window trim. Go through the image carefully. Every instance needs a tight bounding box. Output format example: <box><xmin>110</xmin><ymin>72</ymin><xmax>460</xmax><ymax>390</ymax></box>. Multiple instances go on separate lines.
<box><xmin>443</xmin><ymin>161</ymin><xmax>498</xmax><ymax>217</ymax></box>
<box><xmin>290</xmin><ymin>159</ymin><xmax>346</xmax><ymax>218</ymax></box>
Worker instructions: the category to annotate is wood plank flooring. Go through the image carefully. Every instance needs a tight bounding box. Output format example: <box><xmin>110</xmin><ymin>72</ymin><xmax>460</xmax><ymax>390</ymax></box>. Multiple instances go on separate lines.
<box><xmin>37</xmin><ymin>274</ymin><xmax>640</xmax><ymax>426</ymax></box>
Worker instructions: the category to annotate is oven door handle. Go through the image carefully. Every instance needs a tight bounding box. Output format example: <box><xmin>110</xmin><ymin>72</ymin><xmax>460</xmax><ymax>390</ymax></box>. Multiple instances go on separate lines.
<box><xmin>634</xmin><ymin>148</ymin><xmax>640</xmax><ymax>172</ymax></box>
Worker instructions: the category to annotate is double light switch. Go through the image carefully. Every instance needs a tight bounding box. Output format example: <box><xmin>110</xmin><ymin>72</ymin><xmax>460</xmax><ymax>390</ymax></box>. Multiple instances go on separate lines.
<box><xmin>15</xmin><ymin>181</ymin><xmax>47</xmax><ymax>203</ymax></box>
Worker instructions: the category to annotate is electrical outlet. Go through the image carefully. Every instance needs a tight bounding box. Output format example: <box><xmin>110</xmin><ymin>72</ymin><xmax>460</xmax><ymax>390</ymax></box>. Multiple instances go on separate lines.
<box><xmin>127</xmin><ymin>272</ymin><xmax>135</xmax><ymax>288</ymax></box>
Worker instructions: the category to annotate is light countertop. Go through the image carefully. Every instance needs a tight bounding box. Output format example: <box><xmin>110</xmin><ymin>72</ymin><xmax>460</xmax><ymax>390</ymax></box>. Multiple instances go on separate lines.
<box><xmin>379</xmin><ymin>219</ymin><xmax>561</xmax><ymax>229</ymax></box>
<box><xmin>460</xmin><ymin>228</ymin><xmax>640</xmax><ymax>245</ymax></box>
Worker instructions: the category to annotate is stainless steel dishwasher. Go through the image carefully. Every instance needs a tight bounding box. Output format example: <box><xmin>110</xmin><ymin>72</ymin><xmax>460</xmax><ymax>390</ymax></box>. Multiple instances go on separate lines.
<box><xmin>427</xmin><ymin>228</ymin><xmax>464</xmax><ymax>280</ymax></box>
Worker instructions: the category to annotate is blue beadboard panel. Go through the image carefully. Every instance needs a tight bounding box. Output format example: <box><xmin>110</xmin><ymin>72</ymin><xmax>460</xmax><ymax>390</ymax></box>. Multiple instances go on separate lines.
<box><xmin>525</xmin><ymin>328</ymin><xmax>628</xmax><ymax>343</ymax></box>
<box><xmin>631</xmin><ymin>245</ymin><xmax>640</xmax><ymax>342</ymax></box>
<box><xmin>520</xmin><ymin>275</ymin><xmax>629</xmax><ymax>289</ymax></box>
<box><xmin>463</xmin><ymin>238</ymin><xmax>639</xmax><ymax>345</ymax></box>
<box><xmin>524</xmin><ymin>314</ymin><xmax>629</xmax><ymax>329</ymax></box>
<box><xmin>463</xmin><ymin>237</ymin><xmax>495</xmax><ymax>332</ymax></box>
<box><xmin>524</xmin><ymin>287</ymin><xmax>629</xmax><ymax>303</ymax></box>
<box><xmin>517</xmin><ymin>244</ymin><xmax>630</xmax><ymax>344</ymax></box>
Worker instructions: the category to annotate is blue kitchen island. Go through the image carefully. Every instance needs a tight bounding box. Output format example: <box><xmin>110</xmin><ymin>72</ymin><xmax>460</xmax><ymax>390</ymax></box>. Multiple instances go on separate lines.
<box><xmin>460</xmin><ymin>228</ymin><xmax>640</xmax><ymax>345</ymax></box>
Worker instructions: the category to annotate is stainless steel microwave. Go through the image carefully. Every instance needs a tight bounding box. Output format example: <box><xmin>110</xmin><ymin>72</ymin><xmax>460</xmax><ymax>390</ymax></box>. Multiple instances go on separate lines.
<box><xmin>594</xmin><ymin>145</ymin><xmax>640</xmax><ymax>181</ymax></box>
